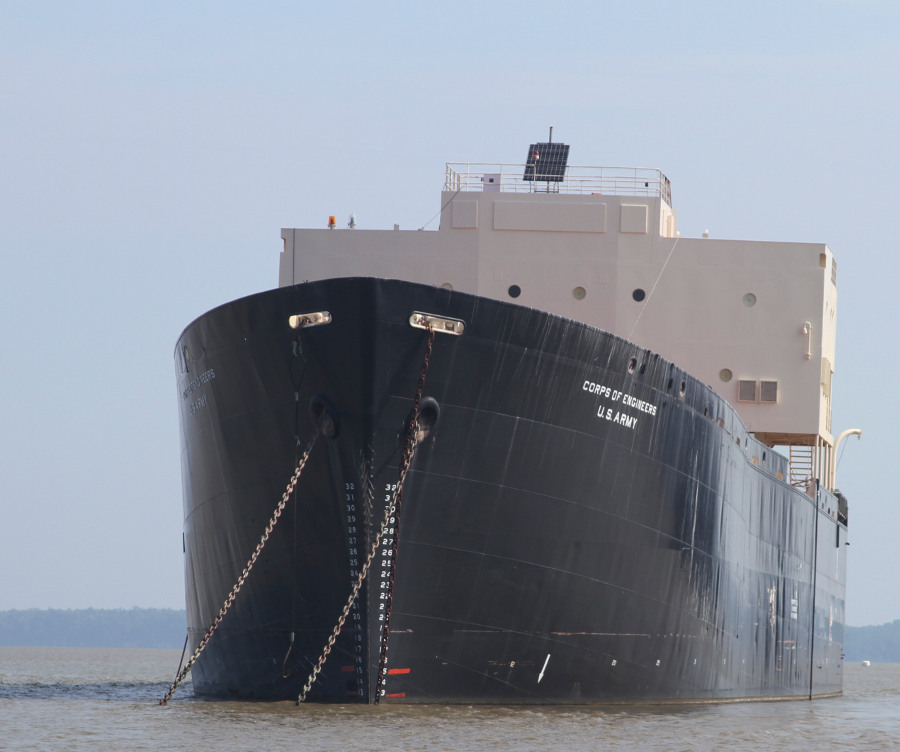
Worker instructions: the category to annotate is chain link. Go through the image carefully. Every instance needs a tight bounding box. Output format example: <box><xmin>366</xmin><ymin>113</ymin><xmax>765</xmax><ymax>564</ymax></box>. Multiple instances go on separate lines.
<box><xmin>159</xmin><ymin>430</ymin><xmax>319</xmax><ymax>705</ymax></box>
<box><xmin>297</xmin><ymin>324</ymin><xmax>435</xmax><ymax>704</ymax></box>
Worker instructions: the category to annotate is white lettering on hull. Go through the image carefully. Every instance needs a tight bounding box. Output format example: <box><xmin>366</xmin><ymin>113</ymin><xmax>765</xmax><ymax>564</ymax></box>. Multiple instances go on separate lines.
<box><xmin>582</xmin><ymin>378</ymin><xmax>658</xmax><ymax>430</ymax></box>
<box><xmin>182</xmin><ymin>368</ymin><xmax>216</xmax><ymax>400</ymax></box>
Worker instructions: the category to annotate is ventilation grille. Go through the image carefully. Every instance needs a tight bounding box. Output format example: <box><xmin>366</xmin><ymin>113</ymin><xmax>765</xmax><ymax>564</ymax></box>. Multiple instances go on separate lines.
<box><xmin>760</xmin><ymin>381</ymin><xmax>778</xmax><ymax>403</ymax></box>
<box><xmin>738</xmin><ymin>380</ymin><xmax>757</xmax><ymax>402</ymax></box>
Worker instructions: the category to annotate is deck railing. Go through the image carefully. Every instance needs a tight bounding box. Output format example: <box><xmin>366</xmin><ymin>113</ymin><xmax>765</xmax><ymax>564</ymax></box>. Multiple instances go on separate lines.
<box><xmin>445</xmin><ymin>163</ymin><xmax>672</xmax><ymax>206</ymax></box>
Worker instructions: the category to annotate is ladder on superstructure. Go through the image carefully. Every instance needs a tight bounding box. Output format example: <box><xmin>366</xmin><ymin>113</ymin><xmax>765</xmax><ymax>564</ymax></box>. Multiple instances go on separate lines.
<box><xmin>789</xmin><ymin>445</ymin><xmax>814</xmax><ymax>487</ymax></box>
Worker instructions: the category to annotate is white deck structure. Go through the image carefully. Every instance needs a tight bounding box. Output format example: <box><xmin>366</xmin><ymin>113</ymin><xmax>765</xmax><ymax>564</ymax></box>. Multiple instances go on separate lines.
<box><xmin>279</xmin><ymin>163</ymin><xmax>842</xmax><ymax>491</ymax></box>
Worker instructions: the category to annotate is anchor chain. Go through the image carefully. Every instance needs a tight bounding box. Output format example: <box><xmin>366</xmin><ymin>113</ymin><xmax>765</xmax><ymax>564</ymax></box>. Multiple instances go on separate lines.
<box><xmin>159</xmin><ymin>430</ymin><xmax>319</xmax><ymax>705</ymax></box>
<box><xmin>374</xmin><ymin>324</ymin><xmax>435</xmax><ymax>702</ymax></box>
<box><xmin>297</xmin><ymin>324</ymin><xmax>435</xmax><ymax>704</ymax></box>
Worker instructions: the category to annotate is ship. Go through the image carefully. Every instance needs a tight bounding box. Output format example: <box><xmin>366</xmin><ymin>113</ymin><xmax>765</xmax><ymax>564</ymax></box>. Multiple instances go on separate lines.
<box><xmin>174</xmin><ymin>140</ymin><xmax>853</xmax><ymax>704</ymax></box>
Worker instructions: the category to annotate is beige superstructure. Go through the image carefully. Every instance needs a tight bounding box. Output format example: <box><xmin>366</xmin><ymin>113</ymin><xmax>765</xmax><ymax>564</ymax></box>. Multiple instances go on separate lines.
<box><xmin>279</xmin><ymin>163</ymin><xmax>844</xmax><ymax>491</ymax></box>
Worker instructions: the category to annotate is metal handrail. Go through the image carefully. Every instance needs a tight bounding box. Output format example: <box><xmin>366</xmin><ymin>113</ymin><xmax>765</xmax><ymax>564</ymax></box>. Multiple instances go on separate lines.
<box><xmin>444</xmin><ymin>163</ymin><xmax>672</xmax><ymax>206</ymax></box>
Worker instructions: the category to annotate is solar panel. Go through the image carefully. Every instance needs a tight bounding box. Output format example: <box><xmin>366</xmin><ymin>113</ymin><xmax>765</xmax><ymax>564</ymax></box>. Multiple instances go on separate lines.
<box><xmin>523</xmin><ymin>142</ymin><xmax>570</xmax><ymax>182</ymax></box>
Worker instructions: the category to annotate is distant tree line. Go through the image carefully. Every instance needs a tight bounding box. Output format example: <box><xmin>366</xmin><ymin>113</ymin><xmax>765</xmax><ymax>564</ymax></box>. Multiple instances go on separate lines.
<box><xmin>0</xmin><ymin>609</ymin><xmax>897</xmax><ymax>660</ymax></box>
<box><xmin>0</xmin><ymin>608</ymin><xmax>186</xmax><ymax>649</ymax></box>
<box><xmin>844</xmin><ymin>620</ymin><xmax>900</xmax><ymax>662</ymax></box>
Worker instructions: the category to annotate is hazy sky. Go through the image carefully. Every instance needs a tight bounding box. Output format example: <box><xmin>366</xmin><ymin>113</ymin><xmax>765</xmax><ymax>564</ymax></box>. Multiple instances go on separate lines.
<box><xmin>1</xmin><ymin>1</ymin><xmax>897</xmax><ymax>626</ymax></box>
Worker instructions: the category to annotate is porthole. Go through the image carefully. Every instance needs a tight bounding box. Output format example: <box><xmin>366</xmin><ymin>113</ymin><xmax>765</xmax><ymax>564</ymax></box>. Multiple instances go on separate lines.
<box><xmin>441</xmin><ymin>282</ymin><xmax>453</xmax><ymax>290</ymax></box>
<box><xmin>719</xmin><ymin>369</ymin><xmax>733</xmax><ymax>382</ymax></box>
<box><xmin>743</xmin><ymin>293</ymin><xmax>757</xmax><ymax>307</ymax></box>
<box><xmin>572</xmin><ymin>286</ymin><xmax>586</xmax><ymax>300</ymax></box>
<box><xmin>508</xmin><ymin>285</ymin><xmax>521</xmax><ymax>298</ymax></box>
<box><xmin>632</xmin><ymin>288</ymin><xmax>646</xmax><ymax>302</ymax></box>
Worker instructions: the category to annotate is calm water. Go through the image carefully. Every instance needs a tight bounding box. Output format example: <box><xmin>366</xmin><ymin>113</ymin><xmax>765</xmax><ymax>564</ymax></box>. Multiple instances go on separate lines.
<box><xmin>1</xmin><ymin>647</ymin><xmax>898</xmax><ymax>751</ymax></box>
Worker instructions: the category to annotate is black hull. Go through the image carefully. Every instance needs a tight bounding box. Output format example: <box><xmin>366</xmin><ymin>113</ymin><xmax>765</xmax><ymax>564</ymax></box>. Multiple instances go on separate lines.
<box><xmin>176</xmin><ymin>278</ymin><xmax>846</xmax><ymax>703</ymax></box>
